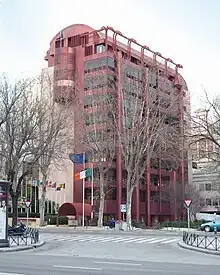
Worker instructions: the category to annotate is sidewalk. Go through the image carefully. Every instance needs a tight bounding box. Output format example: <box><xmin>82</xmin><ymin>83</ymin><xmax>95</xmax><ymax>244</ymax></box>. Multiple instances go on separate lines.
<box><xmin>0</xmin><ymin>240</ymin><xmax>45</xmax><ymax>253</ymax></box>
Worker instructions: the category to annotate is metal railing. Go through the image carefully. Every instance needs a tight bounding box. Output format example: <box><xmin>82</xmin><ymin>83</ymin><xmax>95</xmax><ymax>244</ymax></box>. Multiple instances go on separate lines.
<box><xmin>8</xmin><ymin>228</ymin><xmax>39</xmax><ymax>246</ymax></box>
<box><xmin>183</xmin><ymin>231</ymin><xmax>220</xmax><ymax>251</ymax></box>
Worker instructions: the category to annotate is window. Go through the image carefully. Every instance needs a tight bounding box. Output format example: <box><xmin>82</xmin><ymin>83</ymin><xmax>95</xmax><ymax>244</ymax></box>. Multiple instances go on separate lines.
<box><xmin>84</xmin><ymin>57</ymin><xmax>114</xmax><ymax>73</ymax></box>
<box><xmin>206</xmin><ymin>198</ymin><xmax>211</xmax><ymax>206</ymax></box>
<box><xmin>199</xmin><ymin>183</ymin><xmax>205</xmax><ymax>191</ymax></box>
<box><xmin>124</xmin><ymin>65</ymin><xmax>142</xmax><ymax>80</ymax></box>
<box><xmin>122</xmin><ymin>188</ymin><xmax>127</xmax><ymax>201</ymax></box>
<box><xmin>149</xmin><ymin>71</ymin><xmax>157</xmax><ymax>87</ymax></box>
<box><xmin>95</xmin><ymin>44</ymin><xmax>105</xmax><ymax>54</ymax></box>
<box><xmin>150</xmin><ymin>191</ymin><xmax>159</xmax><ymax>202</ymax></box>
<box><xmin>199</xmin><ymin>198</ymin><xmax>205</xmax><ymax>206</ymax></box>
<box><xmin>84</xmin><ymin>188</ymin><xmax>91</xmax><ymax>200</ymax></box>
<box><xmin>139</xmin><ymin>190</ymin><xmax>145</xmax><ymax>202</ymax></box>
<box><xmin>106</xmin><ymin>187</ymin><xmax>116</xmax><ymax>200</ymax></box>
<box><xmin>205</xmin><ymin>183</ymin><xmax>211</xmax><ymax>191</ymax></box>
<box><xmin>213</xmin><ymin>199</ymin><xmax>219</xmax><ymax>207</ymax></box>
<box><xmin>108</xmin><ymin>168</ymin><xmax>116</xmax><ymax>183</ymax></box>
<box><xmin>84</xmin><ymin>75</ymin><xmax>115</xmax><ymax>91</ymax></box>
<box><xmin>150</xmin><ymin>175</ymin><xmax>159</xmax><ymax>186</ymax></box>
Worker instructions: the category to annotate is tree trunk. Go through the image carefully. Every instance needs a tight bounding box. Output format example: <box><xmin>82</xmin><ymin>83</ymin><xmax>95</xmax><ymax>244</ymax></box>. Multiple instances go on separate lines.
<box><xmin>39</xmin><ymin>175</ymin><xmax>47</xmax><ymax>226</ymax></box>
<box><xmin>11</xmin><ymin>195</ymin><xmax>18</xmax><ymax>227</ymax></box>
<box><xmin>126</xmin><ymin>187</ymin><xmax>134</xmax><ymax>231</ymax></box>
<box><xmin>98</xmin><ymin>171</ymin><xmax>105</xmax><ymax>227</ymax></box>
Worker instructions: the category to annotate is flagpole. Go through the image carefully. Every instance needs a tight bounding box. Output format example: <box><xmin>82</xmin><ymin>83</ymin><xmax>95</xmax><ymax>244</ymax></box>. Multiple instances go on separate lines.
<box><xmin>82</xmin><ymin>152</ymin><xmax>85</xmax><ymax>227</ymax></box>
<box><xmin>30</xmin><ymin>177</ymin><xmax>33</xmax><ymax>213</ymax></box>
<box><xmin>91</xmin><ymin>162</ymin><xmax>94</xmax><ymax>220</ymax></box>
<box><xmin>34</xmin><ymin>183</ymin><xmax>37</xmax><ymax>213</ymax></box>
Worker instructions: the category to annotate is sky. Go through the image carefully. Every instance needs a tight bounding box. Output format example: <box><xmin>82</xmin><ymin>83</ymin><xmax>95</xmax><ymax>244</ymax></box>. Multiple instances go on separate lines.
<box><xmin>0</xmin><ymin>0</ymin><xmax>219</xmax><ymax>109</ymax></box>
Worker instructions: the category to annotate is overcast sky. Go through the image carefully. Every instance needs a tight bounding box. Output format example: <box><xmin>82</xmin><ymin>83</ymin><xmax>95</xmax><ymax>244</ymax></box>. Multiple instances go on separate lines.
<box><xmin>0</xmin><ymin>0</ymin><xmax>219</xmax><ymax>109</ymax></box>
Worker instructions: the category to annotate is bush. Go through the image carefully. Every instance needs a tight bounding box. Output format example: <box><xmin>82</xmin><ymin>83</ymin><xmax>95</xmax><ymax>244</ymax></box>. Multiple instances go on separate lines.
<box><xmin>160</xmin><ymin>219</ymin><xmax>210</xmax><ymax>229</ymax></box>
<box><xmin>45</xmin><ymin>215</ymin><xmax>57</xmax><ymax>225</ymax></box>
<box><xmin>44</xmin><ymin>215</ymin><xmax>68</xmax><ymax>225</ymax></box>
<box><xmin>132</xmin><ymin>220</ymin><xmax>146</xmax><ymax>229</ymax></box>
<box><xmin>59</xmin><ymin>216</ymin><xmax>68</xmax><ymax>225</ymax></box>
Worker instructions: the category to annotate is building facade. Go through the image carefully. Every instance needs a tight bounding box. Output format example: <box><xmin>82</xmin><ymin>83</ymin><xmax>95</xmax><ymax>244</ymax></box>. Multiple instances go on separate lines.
<box><xmin>191</xmin><ymin>108</ymin><xmax>220</xmax><ymax>214</ymax></box>
<box><xmin>44</xmin><ymin>24</ymin><xmax>190</xmax><ymax>225</ymax></box>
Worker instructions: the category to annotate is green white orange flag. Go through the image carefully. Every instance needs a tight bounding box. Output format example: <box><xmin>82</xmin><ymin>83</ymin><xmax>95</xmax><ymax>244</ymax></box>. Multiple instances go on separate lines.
<box><xmin>74</xmin><ymin>168</ymin><xmax>91</xmax><ymax>181</ymax></box>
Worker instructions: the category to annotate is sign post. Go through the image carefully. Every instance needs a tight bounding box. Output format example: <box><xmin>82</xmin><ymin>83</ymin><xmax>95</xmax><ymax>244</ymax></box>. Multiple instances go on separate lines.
<box><xmin>24</xmin><ymin>200</ymin><xmax>32</xmax><ymax>227</ymax></box>
<box><xmin>184</xmin><ymin>199</ymin><xmax>192</xmax><ymax>230</ymax></box>
<box><xmin>0</xmin><ymin>180</ymin><xmax>10</xmax><ymax>247</ymax></box>
<box><xmin>120</xmin><ymin>204</ymin><xmax>126</xmax><ymax>221</ymax></box>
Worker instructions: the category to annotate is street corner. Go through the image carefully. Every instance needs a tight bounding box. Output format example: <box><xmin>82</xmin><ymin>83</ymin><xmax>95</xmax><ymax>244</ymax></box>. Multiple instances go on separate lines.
<box><xmin>0</xmin><ymin>240</ymin><xmax>45</xmax><ymax>253</ymax></box>
<box><xmin>177</xmin><ymin>241</ymin><xmax>220</xmax><ymax>256</ymax></box>
<box><xmin>32</xmin><ymin>240</ymin><xmax>45</xmax><ymax>248</ymax></box>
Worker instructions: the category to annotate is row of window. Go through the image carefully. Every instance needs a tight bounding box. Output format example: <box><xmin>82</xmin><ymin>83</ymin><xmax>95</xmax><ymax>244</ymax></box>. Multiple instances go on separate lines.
<box><xmin>85</xmin><ymin>167</ymin><xmax>171</xmax><ymax>186</ymax></box>
<box><xmin>199</xmin><ymin>183</ymin><xmax>218</xmax><ymax>191</ymax></box>
<box><xmin>84</xmin><ymin>75</ymin><xmax>115</xmax><ymax>91</ymax></box>
<box><xmin>84</xmin><ymin>112</ymin><xmax>113</xmax><ymax>126</ymax></box>
<box><xmin>84</xmin><ymin>57</ymin><xmax>115</xmax><ymax>73</ymax></box>
<box><xmin>200</xmin><ymin>198</ymin><xmax>220</xmax><ymax>207</ymax></box>
<box><xmin>84</xmin><ymin>94</ymin><xmax>112</xmax><ymax>109</ymax></box>
<box><xmin>84</xmin><ymin>187</ymin><xmax>170</xmax><ymax>202</ymax></box>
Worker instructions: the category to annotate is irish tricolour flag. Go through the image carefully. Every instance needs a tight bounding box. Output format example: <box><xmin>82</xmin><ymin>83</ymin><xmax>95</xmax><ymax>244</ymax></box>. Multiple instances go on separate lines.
<box><xmin>74</xmin><ymin>168</ymin><xmax>91</xmax><ymax>181</ymax></box>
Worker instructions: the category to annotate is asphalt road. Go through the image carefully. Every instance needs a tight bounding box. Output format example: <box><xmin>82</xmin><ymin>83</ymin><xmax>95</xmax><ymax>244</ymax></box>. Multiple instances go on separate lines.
<box><xmin>0</xmin><ymin>249</ymin><xmax>220</xmax><ymax>275</ymax></box>
<box><xmin>39</xmin><ymin>226</ymin><xmax>186</xmax><ymax>236</ymax></box>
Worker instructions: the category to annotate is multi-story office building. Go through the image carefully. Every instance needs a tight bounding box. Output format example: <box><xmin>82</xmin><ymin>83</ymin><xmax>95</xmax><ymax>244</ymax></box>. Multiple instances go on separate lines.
<box><xmin>44</xmin><ymin>24</ymin><xmax>190</xmax><ymax>225</ymax></box>
<box><xmin>191</xmin><ymin>108</ymin><xmax>220</xmax><ymax>213</ymax></box>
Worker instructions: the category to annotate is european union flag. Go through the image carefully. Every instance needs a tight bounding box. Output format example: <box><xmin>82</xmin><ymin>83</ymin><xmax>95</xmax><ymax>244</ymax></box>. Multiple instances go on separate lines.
<box><xmin>69</xmin><ymin>153</ymin><xmax>85</xmax><ymax>164</ymax></box>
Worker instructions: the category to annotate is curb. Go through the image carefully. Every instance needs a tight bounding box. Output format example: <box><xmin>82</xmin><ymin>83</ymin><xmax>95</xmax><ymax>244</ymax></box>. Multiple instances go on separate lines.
<box><xmin>177</xmin><ymin>241</ymin><xmax>220</xmax><ymax>256</ymax></box>
<box><xmin>0</xmin><ymin>240</ymin><xmax>45</xmax><ymax>253</ymax></box>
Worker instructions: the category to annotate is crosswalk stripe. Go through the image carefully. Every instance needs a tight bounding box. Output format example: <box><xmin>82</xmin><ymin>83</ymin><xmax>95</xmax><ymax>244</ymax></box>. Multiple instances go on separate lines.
<box><xmin>136</xmin><ymin>238</ymin><xmax>156</xmax><ymax>243</ymax></box>
<box><xmin>111</xmin><ymin>238</ymin><xmax>128</xmax><ymax>243</ymax></box>
<box><xmin>99</xmin><ymin>237</ymin><xmax>119</xmax><ymax>243</ymax></box>
<box><xmin>86</xmin><ymin>237</ymin><xmax>105</xmax><ymax>242</ymax></box>
<box><xmin>124</xmin><ymin>238</ymin><xmax>144</xmax><ymax>243</ymax></box>
<box><xmin>161</xmin><ymin>238</ymin><xmax>179</xmax><ymax>244</ymax></box>
<box><xmin>147</xmin><ymin>238</ymin><xmax>168</xmax><ymax>244</ymax></box>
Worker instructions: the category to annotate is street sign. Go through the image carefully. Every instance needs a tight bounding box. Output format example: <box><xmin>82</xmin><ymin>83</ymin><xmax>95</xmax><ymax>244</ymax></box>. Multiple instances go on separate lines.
<box><xmin>184</xmin><ymin>199</ymin><xmax>192</xmax><ymax>208</ymax></box>
<box><xmin>120</xmin><ymin>204</ymin><xmax>126</xmax><ymax>213</ymax></box>
<box><xmin>24</xmin><ymin>200</ymin><xmax>32</xmax><ymax>208</ymax></box>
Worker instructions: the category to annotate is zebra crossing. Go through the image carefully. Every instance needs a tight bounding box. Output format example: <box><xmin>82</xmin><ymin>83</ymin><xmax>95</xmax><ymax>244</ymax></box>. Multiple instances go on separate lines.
<box><xmin>40</xmin><ymin>234</ymin><xmax>180</xmax><ymax>245</ymax></box>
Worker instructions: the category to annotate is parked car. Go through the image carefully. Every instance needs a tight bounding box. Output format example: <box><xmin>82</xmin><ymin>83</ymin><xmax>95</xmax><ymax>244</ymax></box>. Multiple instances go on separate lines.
<box><xmin>200</xmin><ymin>220</ymin><xmax>220</xmax><ymax>232</ymax></box>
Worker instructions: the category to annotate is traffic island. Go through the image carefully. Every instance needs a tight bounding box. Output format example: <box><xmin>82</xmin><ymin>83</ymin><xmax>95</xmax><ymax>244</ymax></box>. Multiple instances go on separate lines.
<box><xmin>178</xmin><ymin>231</ymin><xmax>220</xmax><ymax>256</ymax></box>
<box><xmin>0</xmin><ymin>240</ymin><xmax>45</xmax><ymax>252</ymax></box>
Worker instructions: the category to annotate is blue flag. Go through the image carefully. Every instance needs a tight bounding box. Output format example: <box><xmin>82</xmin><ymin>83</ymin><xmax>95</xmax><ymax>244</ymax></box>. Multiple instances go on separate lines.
<box><xmin>69</xmin><ymin>153</ymin><xmax>84</xmax><ymax>164</ymax></box>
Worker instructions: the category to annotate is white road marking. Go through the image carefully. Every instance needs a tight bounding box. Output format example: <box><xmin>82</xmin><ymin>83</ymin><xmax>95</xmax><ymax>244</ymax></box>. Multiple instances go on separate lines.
<box><xmin>53</xmin><ymin>265</ymin><xmax>102</xmax><ymax>270</ymax></box>
<box><xmin>0</xmin><ymin>273</ymin><xmax>27</xmax><ymax>275</ymax></box>
<box><xmin>136</xmin><ymin>238</ymin><xmax>157</xmax><ymax>243</ymax></box>
<box><xmin>111</xmin><ymin>237</ymin><xmax>128</xmax><ymax>243</ymax></box>
<box><xmin>124</xmin><ymin>238</ymin><xmax>145</xmax><ymax>243</ymax></box>
<box><xmin>41</xmin><ymin>234</ymin><xmax>179</xmax><ymax>245</ymax></box>
<box><xmin>88</xmin><ymin>237</ymin><xmax>107</xmax><ymax>242</ymax></box>
<box><xmin>93</xmin><ymin>261</ymin><xmax>142</xmax><ymax>266</ymax></box>
<box><xmin>161</xmin><ymin>238</ymin><xmax>179</xmax><ymax>244</ymax></box>
<box><xmin>98</xmin><ymin>237</ymin><xmax>119</xmax><ymax>242</ymax></box>
<box><xmin>147</xmin><ymin>238</ymin><xmax>169</xmax><ymax>243</ymax></box>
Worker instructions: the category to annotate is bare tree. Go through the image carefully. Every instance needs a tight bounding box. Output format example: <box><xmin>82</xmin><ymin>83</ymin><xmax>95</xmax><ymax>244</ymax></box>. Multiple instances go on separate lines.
<box><xmin>0</xmin><ymin>73</ymin><xmax>73</xmax><ymax>226</ymax></box>
<box><xmin>0</xmin><ymin>76</ymin><xmax>46</xmax><ymax>225</ymax></box>
<box><xmin>107</xmin><ymin>64</ymin><xmax>181</xmax><ymax>229</ymax></box>
<box><xmin>75</xmin><ymin>74</ymin><xmax>116</xmax><ymax>227</ymax></box>
<box><xmin>189</xmin><ymin>92</ymin><xmax>220</xmax><ymax>164</ymax></box>
<box><xmin>0</xmin><ymin>75</ymin><xmax>24</xmax><ymax>128</ymax></box>
<box><xmin>185</xmin><ymin>184</ymin><xmax>202</xmax><ymax>220</ymax></box>
<box><xmin>36</xmin><ymin>71</ymin><xmax>74</xmax><ymax>226</ymax></box>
